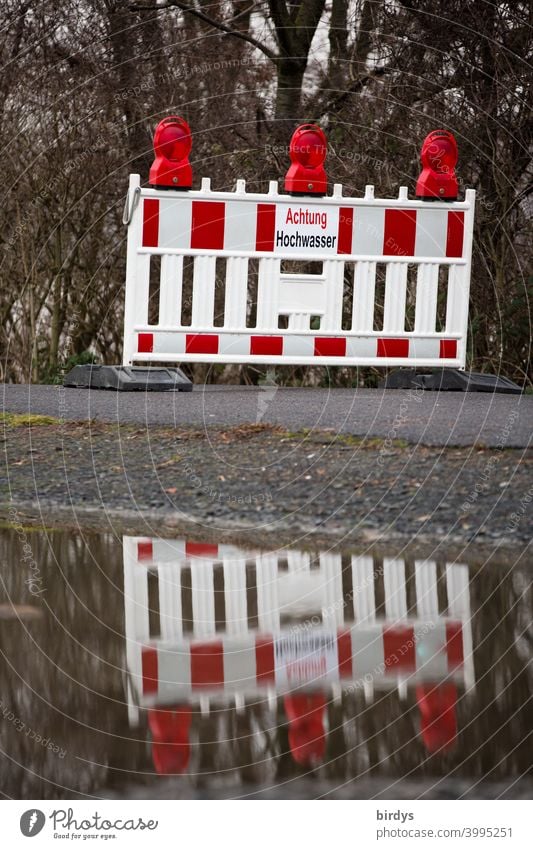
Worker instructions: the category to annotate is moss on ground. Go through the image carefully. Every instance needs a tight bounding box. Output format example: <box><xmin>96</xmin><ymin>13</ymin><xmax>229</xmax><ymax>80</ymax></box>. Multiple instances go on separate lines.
<box><xmin>0</xmin><ymin>412</ymin><xmax>60</xmax><ymax>427</ymax></box>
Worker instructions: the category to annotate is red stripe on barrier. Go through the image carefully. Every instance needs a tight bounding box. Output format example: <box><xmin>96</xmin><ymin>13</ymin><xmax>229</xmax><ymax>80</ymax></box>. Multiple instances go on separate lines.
<box><xmin>446</xmin><ymin>211</ymin><xmax>464</xmax><ymax>257</ymax></box>
<box><xmin>377</xmin><ymin>338</ymin><xmax>409</xmax><ymax>358</ymax></box>
<box><xmin>138</xmin><ymin>333</ymin><xmax>154</xmax><ymax>353</ymax></box>
<box><xmin>256</xmin><ymin>203</ymin><xmax>276</xmax><ymax>251</ymax></box>
<box><xmin>314</xmin><ymin>337</ymin><xmax>347</xmax><ymax>357</ymax></box>
<box><xmin>255</xmin><ymin>637</ymin><xmax>275</xmax><ymax>684</ymax></box>
<box><xmin>383</xmin><ymin>209</ymin><xmax>417</xmax><ymax>256</ymax></box>
<box><xmin>250</xmin><ymin>335</ymin><xmax>283</xmax><ymax>356</ymax></box>
<box><xmin>440</xmin><ymin>339</ymin><xmax>457</xmax><ymax>359</ymax></box>
<box><xmin>337</xmin><ymin>207</ymin><xmax>353</xmax><ymax>254</ymax></box>
<box><xmin>191</xmin><ymin>201</ymin><xmax>225</xmax><ymax>250</ymax></box>
<box><xmin>185</xmin><ymin>333</ymin><xmax>219</xmax><ymax>354</ymax></box>
<box><xmin>383</xmin><ymin>625</ymin><xmax>416</xmax><ymax>672</ymax></box>
<box><xmin>137</xmin><ymin>541</ymin><xmax>153</xmax><ymax>561</ymax></box>
<box><xmin>142</xmin><ymin>647</ymin><xmax>158</xmax><ymax>694</ymax></box>
<box><xmin>142</xmin><ymin>199</ymin><xmax>159</xmax><ymax>247</ymax></box>
<box><xmin>190</xmin><ymin>642</ymin><xmax>224</xmax><ymax>689</ymax></box>
<box><xmin>445</xmin><ymin>622</ymin><xmax>464</xmax><ymax>668</ymax></box>
<box><xmin>337</xmin><ymin>630</ymin><xmax>352</xmax><ymax>678</ymax></box>
<box><xmin>185</xmin><ymin>542</ymin><xmax>219</xmax><ymax>558</ymax></box>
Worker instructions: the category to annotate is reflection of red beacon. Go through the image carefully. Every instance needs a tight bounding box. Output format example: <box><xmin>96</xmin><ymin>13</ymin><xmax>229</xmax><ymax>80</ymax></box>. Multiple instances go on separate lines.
<box><xmin>148</xmin><ymin>706</ymin><xmax>192</xmax><ymax>774</ymax></box>
<box><xmin>284</xmin><ymin>124</ymin><xmax>328</xmax><ymax>196</ymax></box>
<box><xmin>416</xmin><ymin>684</ymin><xmax>458</xmax><ymax>753</ymax></box>
<box><xmin>149</xmin><ymin>116</ymin><xmax>193</xmax><ymax>189</ymax></box>
<box><xmin>416</xmin><ymin>130</ymin><xmax>458</xmax><ymax>201</ymax></box>
<box><xmin>284</xmin><ymin>694</ymin><xmax>327</xmax><ymax>766</ymax></box>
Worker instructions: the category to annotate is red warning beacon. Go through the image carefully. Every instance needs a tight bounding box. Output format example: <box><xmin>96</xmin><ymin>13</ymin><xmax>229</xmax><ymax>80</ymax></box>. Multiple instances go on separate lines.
<box><xmin>416</xmin><ymin>684</ymin><xmax>458</xmax><ymax>753</ymax></box>
<box><xmin>149</xmin><ymin>116</ymin><xmax>192</xmax><ymax>189</ymax></box>
<box><xmin>284</xmin><ymin>693</ymin><xmax>327</xmax><ymax>766</ymax></box>
<box><xmin>416</xmin><ymin>130</ymin><xmax>458</xmax><ymax>201</ymax></box>
<box><xmin>285</xmin><ymin>123</ymin><xmax>328</xmax><ymax>196</ymax></box>
<box><xmin>148</xmin><ymin>705</ymin><xmax>192</xmax><ymax>774</ymax></box>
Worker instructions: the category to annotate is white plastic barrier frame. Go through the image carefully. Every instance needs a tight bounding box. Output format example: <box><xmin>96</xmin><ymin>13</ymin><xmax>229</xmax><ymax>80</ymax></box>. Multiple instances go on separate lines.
<box><xmin>122</xmin><ymin>175</ymin><xmax>476</xmax><ymax>370</ymax></box>
<box><xmin>122</xmin><ymin>536</ymin><xmax>476</xmax><ymax>720</ymax></box>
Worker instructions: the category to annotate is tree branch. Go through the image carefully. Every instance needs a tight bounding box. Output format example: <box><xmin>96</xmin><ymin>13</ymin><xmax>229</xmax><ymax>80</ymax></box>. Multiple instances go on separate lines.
<box><xmin>314</xmin><ymin>66</ymin><xmax>391</xmax><ymax>120</ymax></box>
<box><xmin>128</xmin><ymin>0</ymin><xmax>279</xmax><ymax>61</ymax></box>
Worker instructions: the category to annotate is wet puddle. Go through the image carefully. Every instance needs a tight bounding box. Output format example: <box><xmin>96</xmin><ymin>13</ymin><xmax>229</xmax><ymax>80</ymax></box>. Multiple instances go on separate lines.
<box><xmin>0</xmin><ymin>527</ymin><xmax>531</xmax><ymax>798</ymax></box>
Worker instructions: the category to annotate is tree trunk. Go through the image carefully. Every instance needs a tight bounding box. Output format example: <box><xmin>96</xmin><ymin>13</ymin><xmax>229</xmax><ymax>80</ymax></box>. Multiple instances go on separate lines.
<box><xmin>270</xmin><ymin>0</ymin><xmax>326</xmax><ymax>125</ymax></box>
<box><xmin>275</xmin><ymin>57</ymin><xmax>306</xmax><ymax>125</ymax></box>
<box><xmin>49</xmin><ymin>229</ymin><xmax>63</xmax><ymax>374</ymax></box>
<box><xmin>328</xmin><ymin>0</ymin><xmax>348</xmax><ymax>92</ymax></box>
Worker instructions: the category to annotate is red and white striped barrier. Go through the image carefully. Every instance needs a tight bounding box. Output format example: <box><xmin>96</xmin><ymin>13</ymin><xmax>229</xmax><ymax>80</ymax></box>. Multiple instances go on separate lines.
<box><xmin>135</xmin><ymin>620</ymin><xmax>465</xmax><ymax>704</ymax></box>
<box><xmin>140</xmin><ymin>192</ymin><xmax>465</xmax><ymax>258</ymax></box>
<box><xmin>134</xmin><ymin>537</ymin><xmax>247</xmax><ymax>563</ymax></box>
<box><xmin>122</xmin><ymin>537</ymin><xmax>476</xmax><ymax>718</ymax></box>
<box><xmin>122</xmin><ymin>177</ymin><xmax>475</xmax><ymax>370</ymax></box>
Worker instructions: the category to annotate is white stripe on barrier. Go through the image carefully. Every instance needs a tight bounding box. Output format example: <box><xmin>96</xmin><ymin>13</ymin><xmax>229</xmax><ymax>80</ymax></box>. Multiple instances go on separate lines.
<box><xmin>158</xmin><ymin>197</ymin><xmax>192</xmax><ymax>249</ymax></box>
<box><xmin>223</xmin><ymin>636</ymin><xmax>257</xmax><ymax>691</ymax></box>
<box><xmin>351</xmin><ymin>626</ymin><xmax>385</xmax><ymax>679</ymax></box>
<box><xmin>414</xmin><ymin>208</ymin><xmax>448</xmax><ymax>256</ymax></box>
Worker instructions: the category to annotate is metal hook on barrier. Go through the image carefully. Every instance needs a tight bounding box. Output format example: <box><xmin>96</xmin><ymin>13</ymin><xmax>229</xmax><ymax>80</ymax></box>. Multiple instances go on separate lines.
<box><xmin>122</xmin><ymin>185</ymin><xmax>141</xmax><ymax>226</ymax></box>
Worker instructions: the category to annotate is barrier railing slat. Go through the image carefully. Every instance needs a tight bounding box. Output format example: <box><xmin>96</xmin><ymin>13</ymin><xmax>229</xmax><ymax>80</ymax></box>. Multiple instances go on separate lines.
<box><xmin>415</xmin><ymin>263</ymin><xmax>439</xmax><ymax>333</ymax></box>
<box><xmin>159</xmin><ymin>254</ymin><xmax>183</xmax><ymax>327</ymax></box>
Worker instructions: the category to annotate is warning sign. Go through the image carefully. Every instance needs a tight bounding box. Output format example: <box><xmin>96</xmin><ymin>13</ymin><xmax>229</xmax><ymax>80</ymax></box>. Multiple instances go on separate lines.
<box><xmin>274</xmin><ymin>631</ymin><xmax>339</xmax><ymax>688</ymax></box>
<box><xmin>275</xmin><ymin>203</ymin><xmax>340</xmax><ymax>255</ymax></box>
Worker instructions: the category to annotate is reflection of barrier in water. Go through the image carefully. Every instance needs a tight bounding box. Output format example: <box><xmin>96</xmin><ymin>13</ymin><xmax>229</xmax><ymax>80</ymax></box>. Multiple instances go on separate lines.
<box><xmin>122</xmin><ymin>536</ymin><xmax>475</xmax><ymax>768</ymax></box>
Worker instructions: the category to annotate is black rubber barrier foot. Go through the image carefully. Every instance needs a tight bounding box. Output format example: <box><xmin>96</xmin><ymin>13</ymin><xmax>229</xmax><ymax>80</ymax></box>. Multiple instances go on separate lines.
<box><xmin>63</xmin><ymin>365</ymin><xmax>193</xmax><ymax>391</ymax></box>
<box><xmin>379</xmin><ymin>368</ymin><xmax>522</xmax><ymax>395</ymax></box>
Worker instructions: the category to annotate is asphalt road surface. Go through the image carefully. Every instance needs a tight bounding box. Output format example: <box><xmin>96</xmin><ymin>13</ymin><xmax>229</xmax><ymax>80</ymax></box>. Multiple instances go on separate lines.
<box><xmin>2</xmin><ymin>383</ymin><xmax>531</xmax><ymax>448</ymax></box>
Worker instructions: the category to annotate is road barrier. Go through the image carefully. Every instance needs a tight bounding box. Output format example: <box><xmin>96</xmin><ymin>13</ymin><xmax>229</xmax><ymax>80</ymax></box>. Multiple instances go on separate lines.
<box><xmin>122</xmin><ymin>536</ymin><xmax>475</xmax><ymax>716</ymax></box>
<box><xmin>122</xmin><ymin>175</ymin><xmax>475</xmax><ymax>372</ymax></box>
<box><xmin>63</xmin><ymin>117</ymin><xmax>522</xmax><ymax>392</ymax></box>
